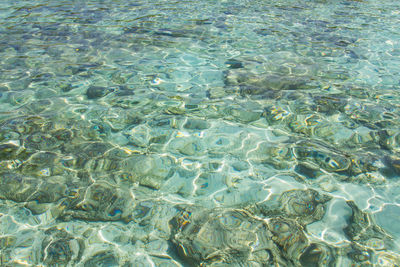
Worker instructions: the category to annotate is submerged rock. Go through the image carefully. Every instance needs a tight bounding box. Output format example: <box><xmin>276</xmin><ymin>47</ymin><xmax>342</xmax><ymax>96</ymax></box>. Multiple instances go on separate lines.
<box><xmin>121</xmin><ymin>154</ymin><xmax>174</xmax><ymax>189</ymax></box>
<box><xmin>314</xmin><ymin>95</ymin><xmax>347</xmax><ymax>115</ymax></box>
<box><xmin>41</xmin><ymin>227</ymin><xmax>85</xmax><ymax>266</ymax></box>
<box><xmin>263</xmin><ymin>105</ymin><xmax>293</xmax><ymax>125</ymax></box>
<box><xmin>86</xmin><ymin>86</ymin><xmax>113</xmax><ymax>99</ymax></box>
<box><xmin>247</xmin><ymin>142</ymin><xmax>294</xmax><ymax>170</ymax></box>
<box><xmin>24</xmin><ymin>133</ymin><xmax>59</xmax><ymax>151</ymax></box>
<box><xmin>84</xmin><ymin>250</ymin><xmax>119</xmax><ymax>267</ymax></box>
<box><xmin>225</xmin><ymin>58</ymin><xmax>244</xmax><ymax>69</ymax></box>
<box><xmin>226</xmin><ymin>107</ymin><xmax>261</xmax><ymax>123</ymax></box>
<box><xmin>169</xmin><ymin>207</ymin><xmax>288</xmax><ymax>266</ymax></box>
<box><xmin>299</xmin><ymin>243</ymin><xmax>336</xmax><ymax>267</ymax></box>
<box><xmin>344</xmin><ymin>200</ymin><xmax>394</xmax><ymax>250</ymax></box>
<box><xmin>0</xmin><ymin>172</ymin><xmax>67</xmax><ymax>203</ymax></box>
<box><xmin>51</xmin><ymin>128</ymin><xmax>74</xmax><ymax>142</ymax></box>
<box><xmin>294</xmin><ymin>162</ymin><xmax>323</xmax><ymax>179</ymax></box>
<box><xmin>0</xmin><ymin>142</ymin><xmax>20</xmax><ymax>160</ymax></box>
<box><xmin>281</xmin><ymin>189</ymin><xmax>329</xmax><ymax>222</ymax></box>
<box><xmin>61</xmin><ymin>182</ymin><xmax>135</xmax><ymax>222</ymax></box>
<box><xmin>225</xmin><ymin>70</ymin><xmax>309</xmax><ymax>93</ymax></box>
<box><xmin>268</xmin><ymin>217</ymin><xmax>309</xmax><ymax>264</ymax></box>
<box><xmin>382</xmin><ymin>156</ymin><xmax>400</xmax><ymax>176</ymax></box>
<box><xmin>76</xmin><ymin>142</ymin><xmax>113</xmax><ymax>158</ymax></box>
<box><xmin>169</xmin><ymin>205</ymin><xmax>368</xmax><ymax>266</ymax></box>
<box><xmin>251</xmin><ymin>189</ymin><xmax>332</xmax><ymax>225</ymax></box>
<box><xmin>293</xmin><ymin>141</ymin><xmax>351</xmax><ymax>173</ymax></box>
<box><xmin>183</xmin><ymin>119</ymin><xmax>210</xmax><ymax>130</ymax></box>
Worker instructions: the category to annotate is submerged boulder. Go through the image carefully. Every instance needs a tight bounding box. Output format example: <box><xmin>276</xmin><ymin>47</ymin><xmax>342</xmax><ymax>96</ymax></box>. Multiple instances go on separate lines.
<box><xmin>252</xmin><ymin>188</ymin><xmax>332</xmax><ymax>225</ymax></box>
<box><xmin>61</xmin><ymin>182</ymin><xmax>135</xmax><ymax>222</ymax></box>
<box><xmin>225</xmin><ymin>71</ymin><xmax>309</xmax><ymax>94</ymax></box>
<box><xmin>41</xmin><ymin>227</ymin><xmax>85</xmax><ymax>266</ymax></box>
<box><xmin>86</xmin><ymin>86</ymin><xmax>113</xmax><ymax>99</ymax></box>
<box><xmin>344</xmin><ymin>200</ymin><xmax>394</xmax><ymax>251</ymax></box>
<box><xmin>169</xmin><ymin>207</ymin><xmax>288</xmax><ymax>266</ymax></box>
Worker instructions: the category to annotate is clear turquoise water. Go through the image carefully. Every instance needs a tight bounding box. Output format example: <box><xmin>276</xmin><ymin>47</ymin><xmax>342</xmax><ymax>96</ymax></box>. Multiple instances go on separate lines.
<box><xmin>1</xmin><ymin>0</ymin><xmax>400</xmax><ymax>266</ymax></box>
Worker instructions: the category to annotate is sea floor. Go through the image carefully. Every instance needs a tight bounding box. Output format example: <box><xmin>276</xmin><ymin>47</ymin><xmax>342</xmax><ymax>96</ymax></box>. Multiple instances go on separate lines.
<box><xmin>1</xmin><ymin>0</ymin><xmax>400</xmax><ymax>266</ymax></box>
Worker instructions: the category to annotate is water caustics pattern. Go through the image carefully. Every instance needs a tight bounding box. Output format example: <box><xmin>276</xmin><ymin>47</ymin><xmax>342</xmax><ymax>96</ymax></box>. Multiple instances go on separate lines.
<box><xmin>1</xmin><ymin>0</ymin><xmax>400</xmax><ymax>266</ymax></box>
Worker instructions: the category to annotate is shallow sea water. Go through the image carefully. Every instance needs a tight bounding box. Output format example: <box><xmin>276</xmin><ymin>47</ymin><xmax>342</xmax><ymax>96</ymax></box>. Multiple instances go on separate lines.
<box><xmin>1</xmin><ymin>0</ymin><xmax>400</xmax><ymax>266</ymax></box>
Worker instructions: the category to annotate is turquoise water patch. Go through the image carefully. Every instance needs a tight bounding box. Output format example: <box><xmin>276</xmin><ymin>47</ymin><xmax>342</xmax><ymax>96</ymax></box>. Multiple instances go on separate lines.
<box><xmin>1</xmin><ymin>0</ymin><xmax>400</xmax><ymax>265</ymax></box>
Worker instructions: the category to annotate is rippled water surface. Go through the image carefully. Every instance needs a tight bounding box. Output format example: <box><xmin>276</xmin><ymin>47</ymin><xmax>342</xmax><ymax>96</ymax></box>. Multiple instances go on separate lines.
<box><xmin>1</xmin><ymin>0</ymin><xmax>400</xmax><ymax>266</ymax></box>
